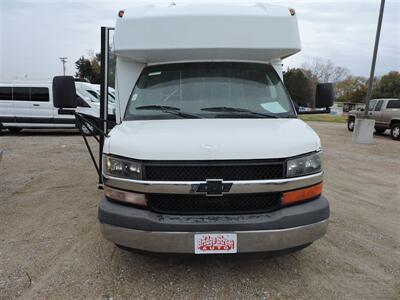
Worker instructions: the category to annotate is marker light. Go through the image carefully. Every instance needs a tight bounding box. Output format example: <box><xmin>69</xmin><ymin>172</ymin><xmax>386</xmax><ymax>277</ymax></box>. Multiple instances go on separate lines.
<box><xmin>104</xmin><ymin>185</ymin><xmax>147</xmax><ymax>207</ymax></box>
<box><xmin>289</xmin><ymin>8</ymin><xmax>296</xmax><ymax>16</ymax></box>
<box><xmin>118</xmin><ymin>10</ymin><xmax>125</xmax><ymax>18</ymax></box>
<box><xmin>282</xmin><ymin>182</ymin><xmax>323</xmax><ymax>205</ymax></box>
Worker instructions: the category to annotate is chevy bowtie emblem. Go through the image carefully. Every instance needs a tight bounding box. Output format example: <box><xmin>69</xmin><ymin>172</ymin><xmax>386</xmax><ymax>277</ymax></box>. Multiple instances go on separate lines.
<box><xmin>196</xmin><ymin>179</ymin><xmax>232</xmax><ymax>196</ymax></box>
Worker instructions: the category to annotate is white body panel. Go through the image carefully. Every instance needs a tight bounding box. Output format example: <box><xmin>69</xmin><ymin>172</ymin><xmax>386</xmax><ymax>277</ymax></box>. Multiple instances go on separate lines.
<box><xmin>103</xmin><ymin>119</ymin><xmax>320</xmax><ymax>160</ymax></box>
<box><xmin>114</xmin><ymin>3</ymin><xmax>300</xmax><ymax>63</ymax></box>
<box><xmin>114</xmin><ymin>58</ymin><xmax>145</xmax><ymax>123</ymax></box>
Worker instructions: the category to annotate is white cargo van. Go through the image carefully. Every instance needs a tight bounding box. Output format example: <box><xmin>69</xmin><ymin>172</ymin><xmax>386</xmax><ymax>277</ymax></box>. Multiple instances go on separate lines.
<box><xmin>75</xmin><ymin>82</ymin><xmax>116</xmax><ymax>105</ymax></box>
<box><xmin>54</xmin><ymin>2</ymin><xmax>333</xmax><ymax>254</ymax></box>
<box><xmin>75</xmin><ymin>82</ymin><xmax>116</xmax><ymax>116</ymax></box>
<box><xmin>0</xmin><ymin>82</ymin><xmax>99</xmax><ymax>134</ymax></box>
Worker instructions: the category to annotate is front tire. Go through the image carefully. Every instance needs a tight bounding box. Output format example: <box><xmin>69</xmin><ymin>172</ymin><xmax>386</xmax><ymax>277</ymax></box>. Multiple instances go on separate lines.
<box><xmin>81</xmin><ymin>119</ymin><xmax>97</xmax><ymax>136</ymax></box>
<box><xmin>390</xmin><ymin>123</ymin><xmax>400</xmax><ymax>140</ymax></box>
<box><xmin>347</xmin><ymin>117</ymin><xmax>355</xmax><ymax>131</ymax></box>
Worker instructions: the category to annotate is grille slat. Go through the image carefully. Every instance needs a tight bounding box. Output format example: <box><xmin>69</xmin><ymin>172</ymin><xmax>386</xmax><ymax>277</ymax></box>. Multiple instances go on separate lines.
<box><xmin>144</xmin><ymin>160</ymin><xmax>284</xmax><ymax>181</ymax></box>
<box><xmin>147</xmin><ymin>193</ymin><xmax>281</xmax><ymax>215</ymax></box>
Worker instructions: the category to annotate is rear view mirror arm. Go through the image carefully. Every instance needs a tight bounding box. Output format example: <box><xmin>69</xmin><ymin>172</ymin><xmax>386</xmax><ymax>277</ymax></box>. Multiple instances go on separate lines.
<box><xmin>74</xmin><ymin>112</ymin><xmax>117</xmax><ymax>182</ymax></box>
<box><xmin>75</xmin><ymin>114</ymin><xmax>101</xmax><ymax>177</ymax></box>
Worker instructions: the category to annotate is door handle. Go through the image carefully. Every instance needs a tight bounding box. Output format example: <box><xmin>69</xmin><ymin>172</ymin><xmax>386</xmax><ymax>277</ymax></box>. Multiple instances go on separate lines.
<box><xmin>33</xmin><ymin>104</ymin><xmax>40</xmax><ymax>107</ymax></box>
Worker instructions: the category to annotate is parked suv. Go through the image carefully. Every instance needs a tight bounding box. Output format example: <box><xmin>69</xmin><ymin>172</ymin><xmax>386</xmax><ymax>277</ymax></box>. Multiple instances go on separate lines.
<box><xmin>347</xmin><ymin>98</ymin><xmax>400</xmax><ymax>140</ymax></box>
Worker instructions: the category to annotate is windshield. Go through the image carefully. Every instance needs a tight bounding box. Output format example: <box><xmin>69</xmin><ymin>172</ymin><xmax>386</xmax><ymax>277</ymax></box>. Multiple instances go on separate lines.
<box><xmin>125</xmin><ymin>62</ymin><xmax>295</xmax><ymax>120</ymax></box>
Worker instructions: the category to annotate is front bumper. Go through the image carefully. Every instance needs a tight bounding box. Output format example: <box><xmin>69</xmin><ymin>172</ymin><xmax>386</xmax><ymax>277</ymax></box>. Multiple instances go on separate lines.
<box><xmin>98</xmin><ymin>195</ymin><xmax>329</xmax><ymax>253</ymax></box>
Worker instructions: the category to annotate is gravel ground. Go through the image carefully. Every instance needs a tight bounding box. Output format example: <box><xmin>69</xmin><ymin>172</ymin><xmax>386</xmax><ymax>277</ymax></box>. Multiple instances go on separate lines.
<box><xmin>0</xmin><ymin>123</ymin><xmax>399</xmax><ymax>299</ymax></box>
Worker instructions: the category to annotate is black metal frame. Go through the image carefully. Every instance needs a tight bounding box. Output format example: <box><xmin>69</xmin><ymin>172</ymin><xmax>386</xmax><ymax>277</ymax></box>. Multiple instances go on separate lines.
<box><xmin>69</xmin><ymin>26</ymin><xmax>115</xmax><ymax>188</ymax></box>
<box><xmin>74</xmin><ymin>112</ymin><xmax>116</xmax><ymax>179</ymax></box>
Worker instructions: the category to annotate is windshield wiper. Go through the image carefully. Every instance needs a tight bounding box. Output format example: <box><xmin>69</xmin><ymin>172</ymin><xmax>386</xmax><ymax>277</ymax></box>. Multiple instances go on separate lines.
<box><xmin>200</xmin><ymin>106</ymin><xmax>278</xmax><ymax>118</ymax></box>
<box><xmin>135</xmin><ymin>105</ymin><xmax>202</xmax><ymax>119</ymax></box>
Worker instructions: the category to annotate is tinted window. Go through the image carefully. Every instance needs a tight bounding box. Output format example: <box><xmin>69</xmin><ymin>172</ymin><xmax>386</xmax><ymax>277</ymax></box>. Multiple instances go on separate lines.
<box><xmin>76</xmin><ymin>95</ymin><xmax>90</xmax><ymax>107</ymax></box>
<box><xmin>0</xmin><ymin>87</ymin><xmax>12</xmax><ymax>100</ymax></box>
<box><xmin>386</xmin><ymin>100</ymin><xmax>400</xmax><ymax>109</ymax></box>
<box><xmin>87</xmin><ymin>90</ymin><xmax>100</xmax><ymax>100</ymax></box>
<box><xmin>13</xmin><ymin>87</ymin><xmax>30</xmax><ymax>101</ymax></box>
<box><xmin>30</xmin><ymin>87</ymin><xmax>49</xmax><ymax>102</ymax></box>
<box><xmin>374</xmin><ymin>100</ymin><xmax>383</xmax><ymax>111</ymax></box>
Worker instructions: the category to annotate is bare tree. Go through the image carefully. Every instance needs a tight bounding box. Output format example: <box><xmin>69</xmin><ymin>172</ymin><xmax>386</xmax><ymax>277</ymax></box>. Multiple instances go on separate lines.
<box><xmin>302</xmin><ymin>58</ymin><xmax>349</xmax><ymax>83</ymax></box>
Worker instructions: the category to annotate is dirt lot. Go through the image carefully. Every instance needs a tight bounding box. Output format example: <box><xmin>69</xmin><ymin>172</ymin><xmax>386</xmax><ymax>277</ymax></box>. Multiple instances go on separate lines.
<box><xmin>0</xmin><ymin>122</ymin><xmax>399</xmax><ymax>299</ymax></box>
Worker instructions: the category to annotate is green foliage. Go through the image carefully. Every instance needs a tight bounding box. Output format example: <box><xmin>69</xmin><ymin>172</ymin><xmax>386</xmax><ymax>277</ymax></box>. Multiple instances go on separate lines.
<box><xmin>335</xmin><ymin>76</ymin><xmax>368</xmax><ymax>103</ymax></box>
<box><xmin>335</xmin><ymin>72</ymin><xmax>400</xmax><ymax>103</ymax></box>
<box><xmin>283</xmin><ymin>68</ymin><xmax>314</xmax><ymax>106</ymax></box>
<box><xmin>75</xmin><ymin>50</ymin><xmax>116</xmax><ymax>88</ymax></box>
<box><xmin>373</xmin><ymin>71</ymin><xmax>400</xmax><ymax>98</ymax></box>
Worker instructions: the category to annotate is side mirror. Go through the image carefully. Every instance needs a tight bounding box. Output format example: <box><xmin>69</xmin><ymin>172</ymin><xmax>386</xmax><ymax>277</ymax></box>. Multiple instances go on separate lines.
<box><xmin>53</xmin><ymin>76</ymin><xmax>77</xmax><ymax>108</ymax></box>
<box><xmin>315</xmin><ymin>83</ymin><xmax>334</xmax><ymax>108</ymax></box>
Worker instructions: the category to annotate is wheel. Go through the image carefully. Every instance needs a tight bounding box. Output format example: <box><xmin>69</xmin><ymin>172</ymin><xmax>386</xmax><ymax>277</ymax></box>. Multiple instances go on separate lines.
<box><xmin>347</xmin><ymin>118</ymin><xmax>355</xmax><ymax>131</ymax></box>
<box><xmin>81</xmin><ymin>119</ymin><xmax>97</xmax><ymax>136</ymax></box>
<box><xmin>9</xmin><ymin>127</ymin><xmax>22</xmax><ymax>134</ymax></box>
<box><xmin>375</xmin><ymin>127</ymin><xmax>386</xmax><ymax>134</ymax></box>
<box><xmin>390</xmin><ymin>123</ymin><xmax>400</xmax><ymax>140</ymax></box>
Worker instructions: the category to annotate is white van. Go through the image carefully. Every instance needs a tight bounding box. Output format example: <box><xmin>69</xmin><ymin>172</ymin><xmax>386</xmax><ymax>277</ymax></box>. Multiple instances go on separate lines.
<box><xmin>55</xmin><ymin>2</ymin><xmax>332</xmax><ymax>254</ymax></box>
<box><xmin>75</xmin><ymin>82</ymin><xmax>117</xmax><ymax>110</ymax></box>
<box><xmin>75</xmin><ymin>82</ymin><xmax>116</xmax><ymax>117</ymax></box>
<box><xmin>0</xmin><ymin>82</ymin><xmax>99</xmax><ymax>134</ymax></box>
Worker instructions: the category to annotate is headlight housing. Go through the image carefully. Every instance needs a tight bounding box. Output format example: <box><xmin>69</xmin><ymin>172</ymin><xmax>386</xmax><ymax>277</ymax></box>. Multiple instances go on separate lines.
<box><xmin>286</xmin><ymin>152</ymin><xmax>322</xmax><ymax>178</ymax></box>
<box><xmin>103</xmin><ymin>155</ymin><xmax>142</xmax><ymax>180</ymax></box>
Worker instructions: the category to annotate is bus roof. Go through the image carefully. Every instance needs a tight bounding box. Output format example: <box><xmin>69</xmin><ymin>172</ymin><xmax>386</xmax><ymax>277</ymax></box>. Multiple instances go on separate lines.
<box><xmin>114</xmin><ymin>2</ymin><xmax>301</xmax><ymax>63</ymax></box>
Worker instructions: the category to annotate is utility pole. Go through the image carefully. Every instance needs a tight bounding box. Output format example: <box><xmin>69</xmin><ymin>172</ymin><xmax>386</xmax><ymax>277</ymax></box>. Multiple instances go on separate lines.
<box><xmin>353</xmin><ymin>0</ymin><xmax>385</xmax><ymax>144</ymax></box>
<box><xmin>59</xmin><ymin>57</ymin><xmax>68</xmax><ymax>75</ymax></box>
<box><xmin>364</xmin><ymin>0</ymin><xmax>385</xmax><ymax>116</ymax></box>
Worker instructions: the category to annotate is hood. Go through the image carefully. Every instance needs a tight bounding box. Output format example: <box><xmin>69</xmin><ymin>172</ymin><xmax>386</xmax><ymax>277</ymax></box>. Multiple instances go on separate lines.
<box><xmin>104</xmin><ymin>119</ymin><xmax>321</xmax><ymax>160</ymax></box>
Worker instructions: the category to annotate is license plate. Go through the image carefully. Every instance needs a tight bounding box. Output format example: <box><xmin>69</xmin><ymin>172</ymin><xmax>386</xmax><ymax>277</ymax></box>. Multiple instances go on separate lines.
<box><xmin>194</xmin><ymin>233</ymin><xmax>237</xmax><ymax>254</ymax></box>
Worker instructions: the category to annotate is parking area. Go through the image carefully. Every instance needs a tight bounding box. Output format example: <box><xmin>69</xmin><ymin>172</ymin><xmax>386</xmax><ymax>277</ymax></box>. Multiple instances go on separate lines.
<box><xmin>0</xmin><ymin>122</ymin><xmax>399</xmax><ymax>299</ymax></box>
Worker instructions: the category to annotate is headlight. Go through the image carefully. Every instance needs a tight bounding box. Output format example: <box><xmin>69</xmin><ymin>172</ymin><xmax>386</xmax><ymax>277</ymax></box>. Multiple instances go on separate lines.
<box><xmin>286</xmin><ymin>152</ymin><xmax>322</xmax><ymax>178</ymax></box>
<box><xmin>103</xmin><ymin>155</ymin><xmax>142</xmax><ymax>180</ymax></box>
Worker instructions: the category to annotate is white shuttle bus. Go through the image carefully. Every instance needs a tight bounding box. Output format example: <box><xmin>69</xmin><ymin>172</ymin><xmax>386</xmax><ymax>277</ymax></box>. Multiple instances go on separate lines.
<box><xmin>54</xmin><ymin>2</ymin><xmax>332</xmax><ymax>254</ymax></box>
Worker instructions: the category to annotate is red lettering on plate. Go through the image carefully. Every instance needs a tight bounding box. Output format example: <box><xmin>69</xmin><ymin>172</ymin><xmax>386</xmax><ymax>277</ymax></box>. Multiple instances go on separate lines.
<box><xmin>197</xmin><ymin>235</ymin><xmax>235</xmax><ymax>251</ymax></box>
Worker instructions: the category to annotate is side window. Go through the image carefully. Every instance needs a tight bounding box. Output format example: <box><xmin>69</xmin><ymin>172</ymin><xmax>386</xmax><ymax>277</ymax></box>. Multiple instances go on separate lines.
<box><xmin>87</xmin><ymin>90</ymin><xmax>100</xmax><ymax>100</ymax></box>
<box><xmin>13</xmin><ymin>87</ymin><xmax>30</xmax><ymax>101</ymax></box>
<box><xmin>76</xmin><ymin>96</ymin><xmax>90</xmax><ymax>108</ymax></box>
<box><xmin>0</xmin><ymin>87</ymin><xmax>12</xmax><ymax>100</ymax></box>
<box><xmin>386</xmin><ymin>100</ymin><xmax>400</xmax><ymax>109</ymax></box>
<box><xmin>374</xmin><ymin>100</ymin><xmax>383</xmax><ymax>111</ymax></box>
<box><xmin>30</xmin><ymin>87</ymin><xmax>49</xmax><ymax>102</ymax></box>
<box><xmin>368</xmin><ymin>100</ymin><xmax>377</xmax><ymax>111</ymax></box>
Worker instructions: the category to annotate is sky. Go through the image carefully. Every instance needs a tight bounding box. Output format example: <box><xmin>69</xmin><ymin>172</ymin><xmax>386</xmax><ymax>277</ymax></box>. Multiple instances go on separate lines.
<box><xmin>0</xmin><ymin>0</ymin><xmax>399</xmax><ymax>81</ymax></box>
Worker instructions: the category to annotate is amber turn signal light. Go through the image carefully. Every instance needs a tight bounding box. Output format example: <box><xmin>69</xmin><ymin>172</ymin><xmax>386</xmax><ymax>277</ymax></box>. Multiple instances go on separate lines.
<box><xmin>282</xmin><ymin>182</ymin><xmax>323</xmax><ymax>205</ymax></box>
<box><xmin>104</xmin><ymin>185</ymin><xmax>147</xmax><ymax>207</ymax></box>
